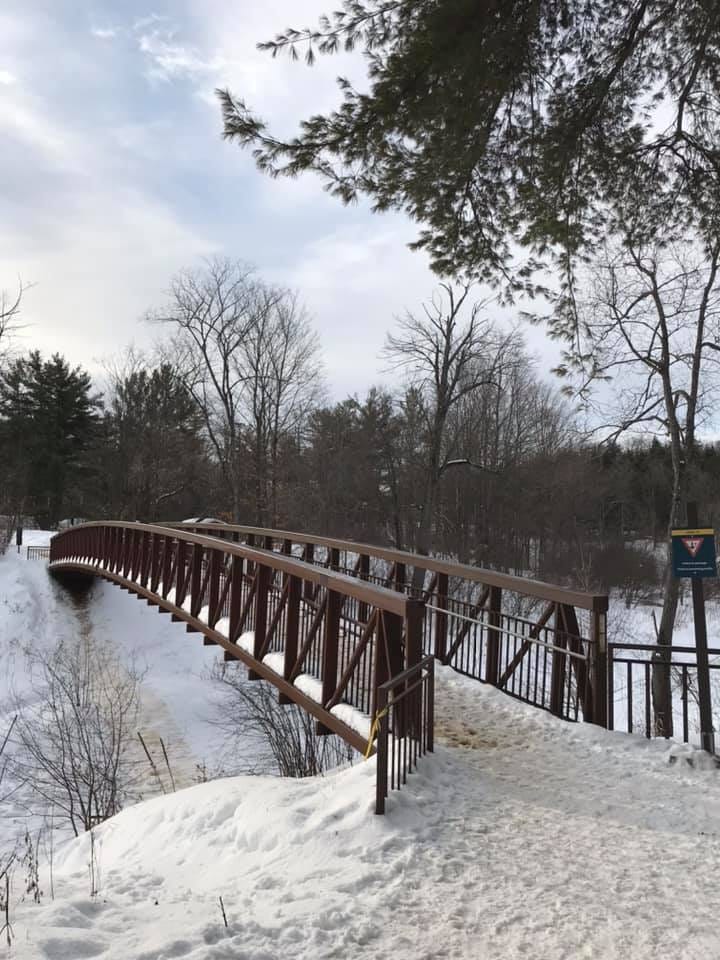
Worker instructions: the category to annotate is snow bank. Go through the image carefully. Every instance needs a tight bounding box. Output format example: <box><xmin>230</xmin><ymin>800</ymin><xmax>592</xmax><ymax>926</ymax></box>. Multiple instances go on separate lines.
<box><xmin>14</xmin><ymin>673</ymin><xmax>720</xmax><ymax>960</ymax></box>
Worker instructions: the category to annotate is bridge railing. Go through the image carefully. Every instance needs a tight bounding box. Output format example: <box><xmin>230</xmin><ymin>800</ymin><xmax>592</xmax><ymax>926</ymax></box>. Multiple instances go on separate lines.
<box><xmin>49</xmin><ymin>522</ymin><xmax>427</xmax><ymax>772</ymax></box>
<box><xmin>375</xmin><ymin>655</ymin><xmax>434</xmax><ymax>814</ymax></box>
<box><xmin>171</xmin><ymin>521</ymin><xmax>609</xmax><ymax>727</ymax></box>
<box><xmin>608</xmin><ymin>642</ymin><xmax>720</xmax><ymax>743</ymax></box>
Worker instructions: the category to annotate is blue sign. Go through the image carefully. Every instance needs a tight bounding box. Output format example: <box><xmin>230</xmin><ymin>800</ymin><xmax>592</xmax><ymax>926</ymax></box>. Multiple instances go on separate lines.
<box><xmin>671</xmin><ymin>528</ymin><xmax>717</xmax><ymax>579</ymax></box>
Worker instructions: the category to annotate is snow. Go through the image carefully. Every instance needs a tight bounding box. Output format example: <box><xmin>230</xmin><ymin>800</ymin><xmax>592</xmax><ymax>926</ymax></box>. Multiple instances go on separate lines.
<box><xmin>7</xmin><ymin>537</ymin><xmax>720</xmax><ymax>958</ymax></box>
<box><xmin>330</xmin><ymin>702</ymin><xmax>372</xmax><ymax>740</ymax></box>
<box><xmin>0</xmin><ymin>535</ymin><xmax>270</xmax><ymax>813</ymax></box>
<box><xmin>262</xmin><ymin>651</ymin><xmax>285</xmax><ymax>675</ymax></box>
<box><xmin>293</xmin><ymin>672</ymin><xmax>324</xmax><ymax>703</ymax></box>
<box><xmin>9</xmin><ymin>664</ymin><xmax>720</xmax><ymax>959</ymax></box>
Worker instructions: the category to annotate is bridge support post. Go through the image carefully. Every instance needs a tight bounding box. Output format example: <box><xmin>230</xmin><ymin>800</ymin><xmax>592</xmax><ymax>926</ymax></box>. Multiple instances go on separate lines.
<box><xmin>405</xmin><ymin>599</ymin><xmax>425</xmax><ymax>740</ymax></box>
<box><xmin>484</xmin><ymin>586</ymin><xmax>502</xmax><ymax>685</ymax></box>
<box><xmin>175</xmin><ymin>540</ymin><xmax>188</xmax><ymax>607</ymax></box>
<box><xmin>317</xmin><ymin>589</ymin><xmax>342</xmax><ymax>734</ymax></box>
<box><xmin>248</xmin><ymin>565</ymin><xmax>270</xmax><ymax>681</ymax></box>
<box><xmin>279</xmin><ymin>575</ymin><xmax>301</xmax><ymax>705</ymax></box>
<box><xmin>435</xmin><ymin>573</ymin><xmax>448</xmax><ymax>660</ymax></box>
<box><xmin>357</xmin><ymin>554</ymin><xmax>370</xmax><ymax>622</ymax></box>
<box><xmin>590</xmin><ymin>607</ymin><xmax>608</xmax><ymax>728</ymax></box>
<box><xmin>228</xmin><ymin>556</ymin><xmax>244</xmax><ymax>642</ymax></box>
<box><xmin>302</xmin><ymin>544</ymin><xmax>315</xmax><ymax>601</ymax></box>
<box><xmin>207</xmin><ymin>550</ymin><xmax>221</xmax><ymax>628</ymax></box>
<box><xmin>549</xmin><ymin>604</ymin><xmax>568</xmax><ymax>718</ymax></box>
<box><xmin>190</xmin><ymin>544</ymin><xmax>203</xmax><ymax>618</ymax></box>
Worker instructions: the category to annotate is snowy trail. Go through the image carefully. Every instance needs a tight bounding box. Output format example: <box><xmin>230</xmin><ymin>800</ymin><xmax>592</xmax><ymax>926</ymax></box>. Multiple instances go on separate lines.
<box><xmin>13</xmin><ymin>665</ymin><xmax>720</xmax><ymax>960</ymax></box>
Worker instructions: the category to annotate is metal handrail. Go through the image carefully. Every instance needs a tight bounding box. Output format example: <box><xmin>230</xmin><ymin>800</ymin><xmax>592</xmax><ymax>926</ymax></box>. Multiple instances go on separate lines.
<box><xmin>164</xmin><ymin>520</ymin><xmax>608</xmax><ymax>612</ymax></box>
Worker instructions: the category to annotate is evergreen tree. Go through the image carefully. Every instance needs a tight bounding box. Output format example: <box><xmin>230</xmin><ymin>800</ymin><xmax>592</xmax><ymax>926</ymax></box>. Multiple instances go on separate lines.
<box><xmin>219</xmin><ymin>1</ymin><xmax>720</xmax><ymax>287</ymax></box>
<box><xmin>104</xmin><ymin>363</ymin><xmax>207</xmax><ymax>520</ymax></box>
<box><xmin>0</xmin><ymin>352</ymin><xmax>100</xmax><ymax>525</ymax></box>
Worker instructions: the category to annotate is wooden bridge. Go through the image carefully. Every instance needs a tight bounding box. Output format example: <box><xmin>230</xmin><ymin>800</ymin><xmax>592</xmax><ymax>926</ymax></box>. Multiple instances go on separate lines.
<box><xmin>49</xmin><ymin>521</ymin><xmax>609</xmax><ymax>812</ymax></box>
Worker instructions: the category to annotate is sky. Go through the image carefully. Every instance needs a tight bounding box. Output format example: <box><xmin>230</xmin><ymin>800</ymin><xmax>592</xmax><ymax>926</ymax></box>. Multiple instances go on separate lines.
<box><xmin>0</xmin><ymin>1</ymin><xmax>561</xmax><ymax>399</ymax></box>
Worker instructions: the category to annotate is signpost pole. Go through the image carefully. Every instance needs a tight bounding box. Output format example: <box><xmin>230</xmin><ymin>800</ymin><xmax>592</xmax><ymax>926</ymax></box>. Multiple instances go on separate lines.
<box><xmin>686</xmin><ymin>502</ymin><xmax>715</xmax><ymax>755</ymax></box>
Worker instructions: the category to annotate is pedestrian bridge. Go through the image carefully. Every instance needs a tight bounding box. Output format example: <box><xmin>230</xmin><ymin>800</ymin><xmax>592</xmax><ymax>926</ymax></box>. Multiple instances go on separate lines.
<box><xmin>49</xmin><ymin>521</ymin><xmax>608</xmax><ymax>812</ymax></box>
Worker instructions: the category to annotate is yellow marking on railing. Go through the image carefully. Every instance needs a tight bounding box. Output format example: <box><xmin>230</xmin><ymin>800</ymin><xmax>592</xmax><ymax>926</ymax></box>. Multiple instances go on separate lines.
<box><xmin>364</xmin><ymin>706</ymin><xmax>389</xmax><ymax>760</ymax></box>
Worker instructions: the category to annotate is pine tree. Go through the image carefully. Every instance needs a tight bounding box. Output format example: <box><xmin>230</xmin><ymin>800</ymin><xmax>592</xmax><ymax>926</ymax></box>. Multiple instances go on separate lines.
<box><xmin>0</xmin><ymin>352</ymin><xmax>100</xmax><ymax>526</ymax></box>
<box><xmin>104</xmin><ymin>363</ymin><xmax>207</xmax><ymax>520</ymax></box>
<box><xmin>218</xmin><ymin>1</ymin><xmax>720</xmax><ymax>288</ymax></box>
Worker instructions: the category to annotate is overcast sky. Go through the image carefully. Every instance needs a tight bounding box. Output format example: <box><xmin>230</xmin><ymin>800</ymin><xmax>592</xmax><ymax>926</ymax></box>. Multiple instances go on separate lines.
<box><xmin>0</xmin><ymin>1</ymin><xmax>561</xmax><ymax>398</ymax></box>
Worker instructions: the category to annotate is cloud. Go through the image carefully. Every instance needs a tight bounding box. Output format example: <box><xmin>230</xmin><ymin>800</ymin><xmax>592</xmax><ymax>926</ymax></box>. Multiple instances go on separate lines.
<box><xmin>0</xmin><ymin>69</ymin><xmax>16</xmax><ymax>85</ymax></box>
<box><xmin>0</xmin><ymin>0</ymin><xmax>563</xmax><ymax>405</ymax></box>
<box><xmin>137</xmin><ymin>29</ymin><xmax>225</xmax><ymax>82</ymax></box>
<box><xmin>133</xmin><ymin>13</ymin><xmax>168</xmax><ymax>32</ymax></box>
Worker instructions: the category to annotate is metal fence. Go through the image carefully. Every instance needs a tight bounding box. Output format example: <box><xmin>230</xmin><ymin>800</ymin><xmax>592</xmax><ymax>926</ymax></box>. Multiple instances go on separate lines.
<box><xmin>375</xmin><ymin>656</ymin><xmax>435</xmax><ymax>814</ymax></box>
<box><xmin>608</xmin><ymin>642</ymin><xmax>720</xmax><ymax>744</ymax></box>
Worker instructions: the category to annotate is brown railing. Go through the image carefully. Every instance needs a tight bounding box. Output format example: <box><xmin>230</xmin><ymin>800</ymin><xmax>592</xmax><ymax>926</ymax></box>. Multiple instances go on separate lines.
<box><xmin>49</xmin><ymin>522</ymin><xmax>430</xmax><ymax>810</ymax></box>
<box><xmin>608</xmin><ymin>642</ymin><xmax>720</xmax><ymax>744</ymax></box>
<box><xmin>172</xmin><ymin>522</ymin><xmax>609</xmax><ymax>727</ymax></box>
<box><xmin>375</xmin><ymin>655</ymin><xmax>434</xmax><ymax>814</ymax></box>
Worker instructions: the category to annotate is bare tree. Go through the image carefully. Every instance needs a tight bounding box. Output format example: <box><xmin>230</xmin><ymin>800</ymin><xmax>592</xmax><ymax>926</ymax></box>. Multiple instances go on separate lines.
<box><xmin>382</xmin><ymin>283</ymin><xmax>519</xmax><ymax>582</ymax></box>
<box><xmin>236</xmin><ymin>289</ymin><xmax>323</xmax><ymax>525</ymax></box>
<box><xmin>153</xmin><ymin>258</ymin><xmax>322</xmax><ymax>523</ymax></box>
<box><xmin>152</xmin><ymin>258</ymin><xmax>273</xmax><ymax>520</ymax></box>
<box><xmin>13</xmin><ymin>636</ymin><xmax>143</xmax><ymax>836</ymax></box>
<box><xmin>0</xmin><ymin>281</ymin><xmax>25</xmax><ymax>353</ymax></box>
<box><xmin>562</xmin><ymin>235</ymin><xmax>720</xmax><ymax>735</ymax></box>
<box><xmin>210</xmin><ymin>662</ymin><xmax>353</xmax><ymax>777</ymax></box>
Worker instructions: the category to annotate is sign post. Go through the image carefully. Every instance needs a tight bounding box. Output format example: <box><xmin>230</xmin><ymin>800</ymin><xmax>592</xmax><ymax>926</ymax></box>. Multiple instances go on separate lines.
<box><xmin>672</xmin><ymin>502</ymin><xmax>716</xmax><ymax>754</ymax></box>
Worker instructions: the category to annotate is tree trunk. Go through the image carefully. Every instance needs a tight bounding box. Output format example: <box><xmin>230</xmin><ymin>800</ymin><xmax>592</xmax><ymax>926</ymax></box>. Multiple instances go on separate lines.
<box><xmin>411</xmin><ymin>472</ymin><xmax>437</xmax><ymax>594</ymax></box>
<box><xmin>651</xmin><ymin>459</ymin><xmax>686</xmax><ymax>738</ymax></box>
<box><xmin>652</xmin><ymin>548</ymin><xmax>678</xmax><ymax>737</ymax></box>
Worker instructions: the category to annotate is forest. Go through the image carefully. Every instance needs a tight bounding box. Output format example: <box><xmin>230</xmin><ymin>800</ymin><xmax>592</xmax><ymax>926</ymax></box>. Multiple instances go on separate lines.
<box><xmin>1</xmin><ymin>259</ymin><xmax>718</xmax><ymax>599</ymax></box>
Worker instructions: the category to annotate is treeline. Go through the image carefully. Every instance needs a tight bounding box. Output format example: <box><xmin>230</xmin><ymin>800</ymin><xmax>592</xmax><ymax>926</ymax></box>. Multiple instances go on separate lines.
<box><xmin>1</xmin><ymin>260</ymin><xmax>718</xmax><ymax>591</ymax></box>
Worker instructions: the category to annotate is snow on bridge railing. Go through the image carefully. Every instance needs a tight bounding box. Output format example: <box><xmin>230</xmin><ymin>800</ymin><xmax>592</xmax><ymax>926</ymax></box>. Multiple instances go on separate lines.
<box><xmin>170</xmin><ymin>521</ymin><xmax>610</xmax><ymax>729</ymax></box>
<box><xmin>49</xmin><ymin>521</ymin><xmax>431</xmax><ymax>812</ymax></box>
